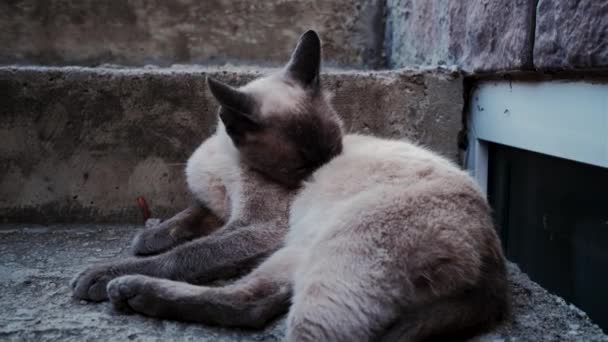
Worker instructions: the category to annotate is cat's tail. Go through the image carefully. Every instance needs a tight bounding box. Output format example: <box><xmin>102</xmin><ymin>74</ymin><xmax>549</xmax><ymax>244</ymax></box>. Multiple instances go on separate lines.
<box><xmin>379</xmin><ymin>261</ymin><xmax>511</xmax><ymax>342</ymax></box>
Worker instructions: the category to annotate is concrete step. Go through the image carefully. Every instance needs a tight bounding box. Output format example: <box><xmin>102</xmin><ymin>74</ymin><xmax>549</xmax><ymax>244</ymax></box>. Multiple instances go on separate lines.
<box><xmin>1</xmin><ymin>223</ymin><xmax>605</xmax><ymax>340</ymax></box>
<box><xmin>0</xmin><ymin>0</ymin><xmax>385</xmax><ymax>69</ymax></box>
<box><xmin>0</xmin><ymin>65</ymin><xmax>462</xmax><ymax>223</ymax></box>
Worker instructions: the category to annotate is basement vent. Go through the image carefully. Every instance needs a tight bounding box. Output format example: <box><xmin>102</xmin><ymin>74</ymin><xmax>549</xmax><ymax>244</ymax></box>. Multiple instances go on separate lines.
<box><xmin>466</xmin><ymin>81</ymin><xmax>608</xmax><ymax>332</ymax></box>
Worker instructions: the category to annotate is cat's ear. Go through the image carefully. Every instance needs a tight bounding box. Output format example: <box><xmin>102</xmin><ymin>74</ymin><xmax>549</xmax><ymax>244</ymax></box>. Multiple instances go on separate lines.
<box><xmin>207</xmin><ymin>77</ymin><xmax>261</xmax><ymax>144</ymax></box>
<box><xmin>207</xmin><ymin>77</ymin><xmax>254</xmax><ymax>114</ymax></box>
<box><xmin>285</xmin><ymin>30</ymin><xmax>321</xmax><ymax>89</ymax></box>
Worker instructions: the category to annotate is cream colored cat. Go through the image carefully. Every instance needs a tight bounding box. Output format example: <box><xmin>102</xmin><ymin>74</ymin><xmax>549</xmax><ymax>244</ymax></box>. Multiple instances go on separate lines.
<box><xmin>72</xmin><ymin>31</ymin><xmax>509</xmax><ymax>341</ymax></box>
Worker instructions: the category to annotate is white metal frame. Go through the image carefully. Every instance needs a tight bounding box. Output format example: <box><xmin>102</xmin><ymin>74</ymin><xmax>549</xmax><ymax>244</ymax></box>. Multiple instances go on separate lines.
<box><xmin>465</xmin><ymin>80</ymin><xmax>608</xmax><ymax>194</ymax></box>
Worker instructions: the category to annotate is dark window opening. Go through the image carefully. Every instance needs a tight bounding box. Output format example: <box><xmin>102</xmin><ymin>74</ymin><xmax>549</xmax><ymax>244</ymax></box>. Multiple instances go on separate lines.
<box><xmin>488</xmin><ymin>143</ymin><xmax>608</xmax><ymax>333</ymax></box>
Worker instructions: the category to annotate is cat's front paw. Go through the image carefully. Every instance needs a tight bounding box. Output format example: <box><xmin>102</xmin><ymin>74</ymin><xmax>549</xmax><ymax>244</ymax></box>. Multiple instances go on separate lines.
<box><xmin>131</xmin><ymin>227</ymin><xmax>176</xmax><ymax>256</ymax></box>
<box><xmin>107</xmin><ymin>275</ymin><xmax>173</xmax><ymax>317</ymax></box>
<box><xmin>71</xmin><ymin>263</ymin><xmax>119</xmax><ymax>301</ymax></box>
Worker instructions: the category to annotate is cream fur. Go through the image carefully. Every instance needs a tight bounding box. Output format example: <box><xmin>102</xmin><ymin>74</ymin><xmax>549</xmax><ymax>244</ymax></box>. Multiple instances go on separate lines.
<box><xmin>283</xmin><ymin>135</ymin><xmax>498</xmax><ymax>340</ymax></box>
<box><xmin>185</xmin><ymin>121</ymin><xmax>239</xmax><ymax>221</ymax></box>
<box><xmin>240</xmin><ymin>73</ymin><xmax>306</xmax><ymax>115</ymax></box>
<box><xmin>288</xmin><ymin>134</ymin><xmax>470</xmax><ymax>244</ymax></box>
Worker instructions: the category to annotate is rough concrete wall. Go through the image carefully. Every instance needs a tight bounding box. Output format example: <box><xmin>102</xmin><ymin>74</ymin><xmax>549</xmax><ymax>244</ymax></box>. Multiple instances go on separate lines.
<box><xmin>386</xmin><ymin>0</ymin><xmax>608</xmax><ymax>72</ymax></box>
<box><xmin>0</xmin><ymin>66</ymin><xmax>462</xmax><ymax>223</ymax></box>
<box><xmin>5</xmin><ymin>0</ymin><xmax>606</xmax><ymax>72</ymax></box>
<box><xmin>534</xmin><ymin>0</ymin><xmax>608</xmax><ymax>70</ymax></box>
<box><xmin>0</xmin><ymin>0</ymin><xmax>385</xmax><ymax>69</ymax></box>
<box><xmin>385</xmin><ymin>0</ymin><xmax>534</xmax><ymax>73</ymax></box>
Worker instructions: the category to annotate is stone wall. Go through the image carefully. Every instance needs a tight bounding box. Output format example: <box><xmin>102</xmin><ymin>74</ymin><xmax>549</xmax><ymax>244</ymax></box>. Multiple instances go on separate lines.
<box><xmin>534</xmin><ymin>0</ymin><xmax>608</xmax><ymax>70</ymax></box>
<box><xmin>0</xmin><ymin>0</ymin><xmax>386</xmax><ymax>69</ymax></box>
<box><xmin>1</xmin><ymin>1</ymin><xmax>605</xmax><ymax>223</ymax></box>
<box><xmin>386</xmin><ymin>0</ymin><xmax>608</xmax><ymax>72</ymax></box>
<box><xmin>385</xmin><ymin>0</ymin><xmax>534</xmax><ymax>72</ymax></box>
<box><xmin>2</xmin><ymin>1</ymin><xmax>606</xmax><ymax>72</ymax></box>
<box><xmin>0</xmin><ymin>66</ymin><xmax>462</xmax><ymax>223</ymax></box>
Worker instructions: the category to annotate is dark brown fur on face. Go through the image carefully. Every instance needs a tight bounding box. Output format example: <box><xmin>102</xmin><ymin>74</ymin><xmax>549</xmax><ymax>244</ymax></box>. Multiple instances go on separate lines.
<box><xmin>207</xmin><ymin>31</ymin><xmax>343</xmax><ymax>188</ymax></box>
<box><xmin>239</xmin><ymin>103</ymin><xmax>343</xmax><ymax>188</ymax></box>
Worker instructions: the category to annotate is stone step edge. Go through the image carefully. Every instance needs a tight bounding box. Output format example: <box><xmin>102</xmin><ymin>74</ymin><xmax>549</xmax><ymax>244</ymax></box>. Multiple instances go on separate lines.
<box><xmin>0</xmin><ymin>65</ymin><xmax>461</xmax><ymax>79</ymax></box>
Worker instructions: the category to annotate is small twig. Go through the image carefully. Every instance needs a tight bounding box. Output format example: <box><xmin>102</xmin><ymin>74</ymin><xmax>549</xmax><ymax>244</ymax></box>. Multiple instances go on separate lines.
<box><xmin>136</xmin><ymin>196</ymin><xmax>151</xmax><ymax>223</ymax></box>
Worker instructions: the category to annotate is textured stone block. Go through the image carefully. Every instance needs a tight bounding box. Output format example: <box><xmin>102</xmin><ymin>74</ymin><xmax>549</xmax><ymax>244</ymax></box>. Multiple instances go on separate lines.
<box><xmin>0</xmin><ymin>66</ymin><xmax>462</xmax><ymax>223</ymax></box>
<box><xmin>0</xmin><ymin>0</ymin><xmax>385</xmax><ymax>68</ymax></box>
<box><xmin>386</xmin><ymin>0</ymin><xmax>534</xmax><ymax>72</ymax></box>
<box><xmin>534</xmin><ymin>0</ymin><xmax>608</xmax><ymax>70</ymax></box>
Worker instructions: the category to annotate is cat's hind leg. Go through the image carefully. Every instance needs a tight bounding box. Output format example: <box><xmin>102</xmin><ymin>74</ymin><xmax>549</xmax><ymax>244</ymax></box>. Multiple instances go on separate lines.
<box><xmin>131</xmin><ymin>203</ymin><xmax>224</xmax><ymax>256</ymax></box>
<box><xmin>285</xmin><ymin>245</ymin><xmax>491</xmax><ymax>342</ymax></box>
<box><xmin>286</xmin><ymin>239</ymin><xmax>411</xmax><ymax>342</ymax></box>
<box><xmin>375</xmin><ymin>201</ymin><xmax>511</xmax><ymax>341</ymax></box>
<box><xmin>378</xmin><ymin>277</ymin><xmax>510</xmax><ymax>342</ymax></box>
<box><xmin>286</xmin><ymin>211</ymin><xmax>508</xmax><ymax>341</ymax></box>
<box><xmin>107</xmin><ymin>246</ymin><xmax>300</xmax><ymax>328</ymax></box>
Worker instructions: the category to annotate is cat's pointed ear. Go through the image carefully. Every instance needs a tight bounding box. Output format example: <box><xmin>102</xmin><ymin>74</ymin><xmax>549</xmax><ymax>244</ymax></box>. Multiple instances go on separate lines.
<box><xmin>207</xmin><ymin>77</ymin><xmax>261</xmax><ymax>144</ymax></box>
<box><xmin>207</xmin><ymin>77</ymin><xmax>254</xmax><ymax>115</ymax></box>
<box><xmin>285</xmin><ymin>30</ymin><xmax>321</xmax><ymax>89</ymax></box>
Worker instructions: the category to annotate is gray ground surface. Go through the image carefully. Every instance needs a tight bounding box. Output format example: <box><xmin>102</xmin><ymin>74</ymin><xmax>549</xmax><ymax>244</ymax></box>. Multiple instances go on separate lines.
<box><xmin>1</xmin><ymin>224</ymin><xmax>606</xmax><ymax>341</ymax></box>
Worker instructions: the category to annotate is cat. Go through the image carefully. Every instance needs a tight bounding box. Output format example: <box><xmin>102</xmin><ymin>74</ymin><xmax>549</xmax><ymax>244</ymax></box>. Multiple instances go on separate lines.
<box><xmin>71</xmin><ymin>30</ymin><xmax>510</xmax><ymax>341</ymax></box>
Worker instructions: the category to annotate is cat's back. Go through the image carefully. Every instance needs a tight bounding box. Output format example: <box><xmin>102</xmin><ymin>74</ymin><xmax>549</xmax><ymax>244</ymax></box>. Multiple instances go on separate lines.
<box><xmin>288</xmin><ymin>134</ymin><xmax>488</xmax><ymax>248</ymax></box>
<box><xmin>293</xmin><ymin>134</ymin><xmax>480</xmax><ymax>214</ymax></box>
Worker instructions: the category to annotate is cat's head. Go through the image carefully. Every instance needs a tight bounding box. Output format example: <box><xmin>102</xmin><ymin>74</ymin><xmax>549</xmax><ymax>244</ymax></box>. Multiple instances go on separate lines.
<box><xmin>207</xmin><ymin>30</ymin><xmax>343</xmax><ymax>188</ymax></box>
